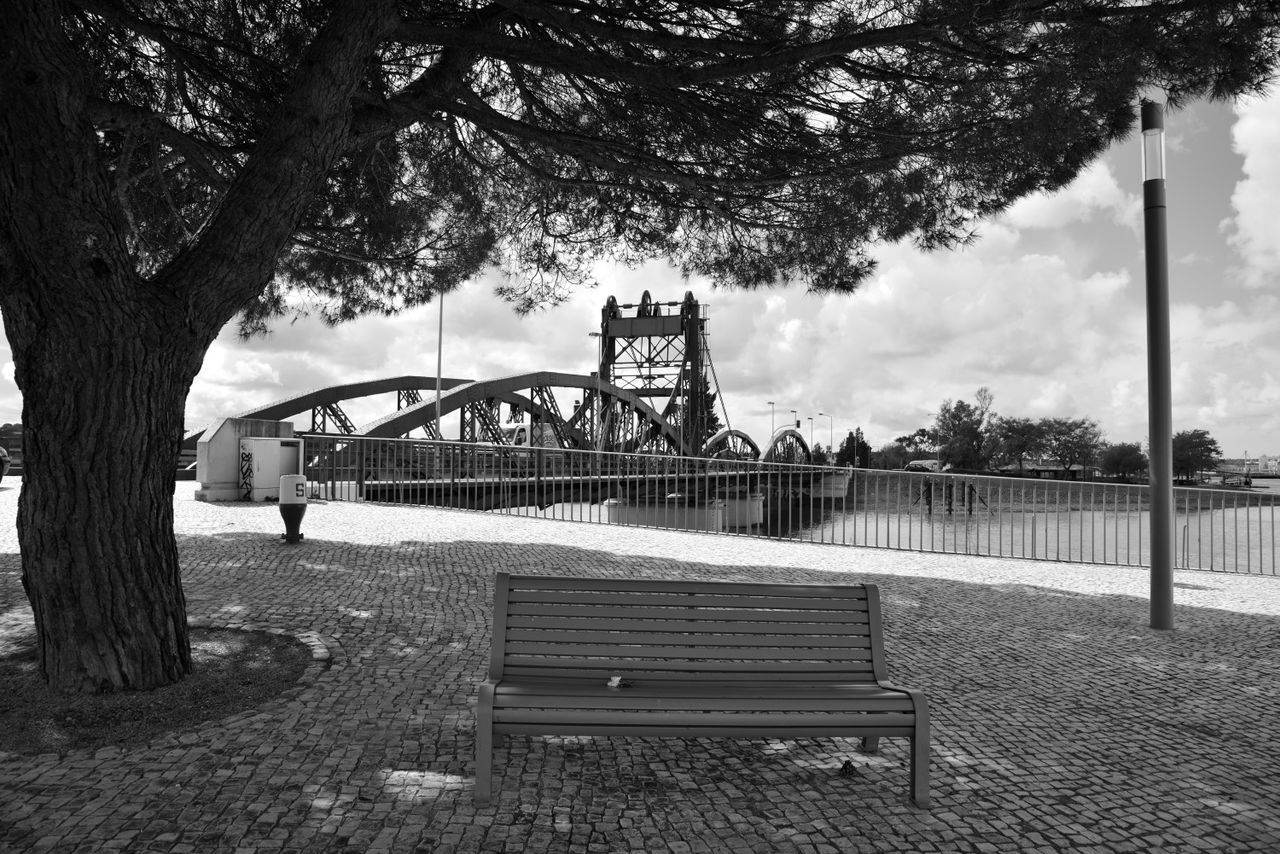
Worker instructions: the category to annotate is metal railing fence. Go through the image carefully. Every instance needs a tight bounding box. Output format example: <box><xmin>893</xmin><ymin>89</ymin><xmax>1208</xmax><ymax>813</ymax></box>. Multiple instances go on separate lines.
<box><xmin>301</xmin><ymin>434</ymin><xmax>1278</xmax><ymax>575</ymax></box>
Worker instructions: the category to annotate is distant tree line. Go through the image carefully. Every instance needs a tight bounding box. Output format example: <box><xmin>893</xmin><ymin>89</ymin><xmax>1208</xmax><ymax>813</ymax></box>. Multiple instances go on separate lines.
<box><xmin>841</xmin><ymin>388</ymin><xmax>1224</xmax><ymax>482</ymax></box>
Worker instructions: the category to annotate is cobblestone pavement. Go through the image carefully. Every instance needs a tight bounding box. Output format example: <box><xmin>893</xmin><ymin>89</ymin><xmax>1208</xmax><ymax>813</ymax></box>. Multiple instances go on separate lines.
<box><xmin>3</xmin><ymin>482</ymin><xmax>1280</xmax><ymax>852</ymax></box>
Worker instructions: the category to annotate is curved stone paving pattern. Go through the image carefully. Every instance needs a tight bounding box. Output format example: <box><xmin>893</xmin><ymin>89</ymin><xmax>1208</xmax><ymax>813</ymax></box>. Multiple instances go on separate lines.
<box><xmin>1</xmin><ymin>482</ymin><xmax>1279</xmax><ymax>852</ymax></box>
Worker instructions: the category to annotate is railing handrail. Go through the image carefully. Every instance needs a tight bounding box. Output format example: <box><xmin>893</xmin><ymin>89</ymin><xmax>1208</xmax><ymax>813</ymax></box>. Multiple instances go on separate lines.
<box><xmin>297</xmin><ymin>433</ymin><xmax>1277</xmax><ymax>576</ymax></box>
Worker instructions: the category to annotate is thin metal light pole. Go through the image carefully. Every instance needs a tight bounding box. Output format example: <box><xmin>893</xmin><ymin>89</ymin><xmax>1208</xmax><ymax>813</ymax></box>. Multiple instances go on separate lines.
<box><xmin>1142</xmin><ymin>99</ymin><xmax>1174</xmax><ymax>630</ymax></box>
<box><xmin>819</xmin><ymin>412</ymin><xmax>833</xmax><ymax>451</ymax></box>
<box><xmin>768</xmin><ymin>401</ymin><xmax>775</xmax><ymax>435</ymax></box>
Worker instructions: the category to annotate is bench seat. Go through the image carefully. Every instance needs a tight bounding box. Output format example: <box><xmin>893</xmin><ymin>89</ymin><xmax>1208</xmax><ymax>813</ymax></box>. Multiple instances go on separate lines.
<box><xmin>475</xmin><ymin>573</ymin><xmax>930</xmax><ymax>806</ymax></box>
<box><xmin>490</xmin><ymin>678</ymin><xmax>918</xmax><ymax>733</ymax></box>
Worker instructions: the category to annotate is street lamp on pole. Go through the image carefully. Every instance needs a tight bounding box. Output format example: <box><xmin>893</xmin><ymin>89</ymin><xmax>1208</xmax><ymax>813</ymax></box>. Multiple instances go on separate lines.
<box><xmin>1142</xmin><ymin>98</ymin><xmax>1174</xmax><ymax>631</ymax></box>
<box><xmin>789</xmin><ymin>409</ymin><xmax>797</xmax><ymax>430</ymax></box>
<box><xmin>818</xmin><ymin>412</ymin><xmax>834</xmax><ymax>452</ymax></box>
<box><xmin>807</xmin><ymin>416</ymin><xmax>814</xmax><ymax>448</ymax></box>
<box><xmin>767</xmin><ymin>401</ymin><xmax>775</xmax><ymax>435</ymax></box>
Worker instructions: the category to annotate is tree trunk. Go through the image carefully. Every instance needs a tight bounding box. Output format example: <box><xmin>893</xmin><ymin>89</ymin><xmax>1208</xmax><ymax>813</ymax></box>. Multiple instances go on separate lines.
<box><xmin>7</xmin><ymin>303</ymin><xmax>202</xmax><ymax>692</ymax></box>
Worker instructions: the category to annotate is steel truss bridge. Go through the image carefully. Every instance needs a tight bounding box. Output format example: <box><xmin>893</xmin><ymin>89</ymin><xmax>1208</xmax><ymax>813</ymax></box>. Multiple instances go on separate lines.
<box><xmin>183</xmin><ymin>291</ymin><xmax>810</xmax><ymax>464</ymax></box>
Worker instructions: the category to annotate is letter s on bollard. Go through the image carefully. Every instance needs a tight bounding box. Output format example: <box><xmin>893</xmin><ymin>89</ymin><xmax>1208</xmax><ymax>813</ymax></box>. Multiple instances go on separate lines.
<box><xmin>279</xmin><ymin>474</ymin><xmax>307</xmax><ymax>543</ymax></box>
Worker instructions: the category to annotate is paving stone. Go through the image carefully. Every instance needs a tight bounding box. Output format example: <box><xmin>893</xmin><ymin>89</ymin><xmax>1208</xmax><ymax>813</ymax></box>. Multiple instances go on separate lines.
<box><xmin>3</xmin><ymin>483</ymin><xmax>1280</xmax><ymax>852</ymax></box>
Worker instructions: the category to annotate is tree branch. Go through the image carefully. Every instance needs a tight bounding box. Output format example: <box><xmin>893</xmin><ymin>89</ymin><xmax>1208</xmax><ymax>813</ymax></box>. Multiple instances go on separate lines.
<box><xmin>159</xmin><ymin>0</ymin><xmax>402</xmax><ymax>326</ymax></box>
<box><xmin>88</xmin><ymin>98</ymin><xmax>234</xmax><ymax>188</ymax></box>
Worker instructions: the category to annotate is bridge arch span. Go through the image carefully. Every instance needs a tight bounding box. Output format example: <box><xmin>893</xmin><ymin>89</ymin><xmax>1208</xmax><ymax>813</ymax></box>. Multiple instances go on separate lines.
<box><xmin>703</xmin><ymin>428</ymin><xmax>762</xmax><ymax>460</ymax></box>
<box><xmin>762</xmin><ymin>428</ymin><xmax>812</xmax><ymax>464</ymax></box>
<box><xmin>183</xmin><ymin>375</ymin><xmax>472</xmax><ymax>447</ymax></box>
<box><xmin>361</xmin><ymin>371</ymin><xmax>694</xmax><ymax>455</ymax></box>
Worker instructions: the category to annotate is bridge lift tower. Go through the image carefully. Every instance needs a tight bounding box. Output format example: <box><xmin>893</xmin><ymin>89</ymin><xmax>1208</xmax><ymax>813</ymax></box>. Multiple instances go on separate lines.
<box><xmin>598</xmin><ymin>290</ymin><xmax>712</xmax><ymax>454</ymax></box>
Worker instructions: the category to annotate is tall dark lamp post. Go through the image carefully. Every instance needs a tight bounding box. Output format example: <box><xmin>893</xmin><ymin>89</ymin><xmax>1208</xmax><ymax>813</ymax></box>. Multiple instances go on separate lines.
<box><xmin>1142</xmin><ymin>99</ymin><xmax>1174</xmax><ymax>631</ymax></box>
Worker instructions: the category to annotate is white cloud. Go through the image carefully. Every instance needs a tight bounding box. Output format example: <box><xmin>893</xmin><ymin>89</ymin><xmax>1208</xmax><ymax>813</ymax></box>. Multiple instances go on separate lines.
<box><xmin>1027</xmin><ymin>380</ymin><xmax>1076</xmax><ymax>416</ymax></box>
<box><xmin>1110</xmin><ymin>379</ymin><xmax>1139</xmax><ymax>414</ymax></box>
<box><xmin>1228</xmin><ymin>94</ymin><xmax>1280</xmax><ymax>288</ymax></box>
<box><xmin>1162</xmin><ymin>294</ymin><xmax>1280</xmax><ymax>453</ymax></box>
<box><xmin>1003</xmin><ymin>160</ymin><xmax>1141</xmax><ymax>232</ymax></box>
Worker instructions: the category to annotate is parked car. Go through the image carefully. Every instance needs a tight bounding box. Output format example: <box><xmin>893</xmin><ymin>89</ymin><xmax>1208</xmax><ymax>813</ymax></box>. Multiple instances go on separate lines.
<box><xmin>903</xmin><ymin>459</ymin><xmax>942</xmax><ymax>473</ymax></box>
<box><xmin>0</xmin><ymin>446</ymin><xmax>9</xmax><ymax>482</ymax></box>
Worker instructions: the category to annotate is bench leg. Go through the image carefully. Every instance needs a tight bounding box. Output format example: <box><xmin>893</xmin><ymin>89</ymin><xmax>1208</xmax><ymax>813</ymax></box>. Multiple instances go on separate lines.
<box><xmin>475</xmin><ymin>685</ymin><xmax>495</xmax><ymax>805</ymax></box>
<box><xmin>910</xmin><ymin>737</ymin><xmax>930</xmax><ymax>807</ymax></box>
<box><xmin>908</xmin><ymin>690</ymin><xmax>931</xmax><ymax>808</ymax></box>
<box><xmin>858</xmin><ymin>736</ymin><xmax>880</xmax><ymax>754</ymax></box>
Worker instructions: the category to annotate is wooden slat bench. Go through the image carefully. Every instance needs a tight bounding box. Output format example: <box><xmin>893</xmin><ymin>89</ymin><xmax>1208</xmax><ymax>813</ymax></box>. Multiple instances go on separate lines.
<box><xmin>475</xmin><ymin>573</ymin><xmax>930</xmax><ymax>806</ymax></box>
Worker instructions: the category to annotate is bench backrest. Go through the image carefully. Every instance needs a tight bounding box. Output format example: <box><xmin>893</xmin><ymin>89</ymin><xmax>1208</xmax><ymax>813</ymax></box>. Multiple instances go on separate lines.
<box><xmin>490</xmin><ymin>573</ymin><xmax>889</xmax><ymax>683</ymax></box>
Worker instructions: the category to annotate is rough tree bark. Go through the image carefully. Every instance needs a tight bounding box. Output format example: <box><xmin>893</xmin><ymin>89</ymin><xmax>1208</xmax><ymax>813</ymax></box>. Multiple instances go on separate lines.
<box><xmin>0</xmin><ymin>0</ymin><xmax>399</xmax><ymax>692</ymax></box>
<box><xmin>4</xmin><ymin>309</ymin><xmax>204</xmax><ymax>692</ymax></box>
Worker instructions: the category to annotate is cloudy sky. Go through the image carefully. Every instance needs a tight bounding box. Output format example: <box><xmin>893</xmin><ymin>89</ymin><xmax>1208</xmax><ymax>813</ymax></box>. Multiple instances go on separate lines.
<box><xmin>3</xmin><ymin>94</ymin><xmax>1278</xmax><ymax>459</ymax></box>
